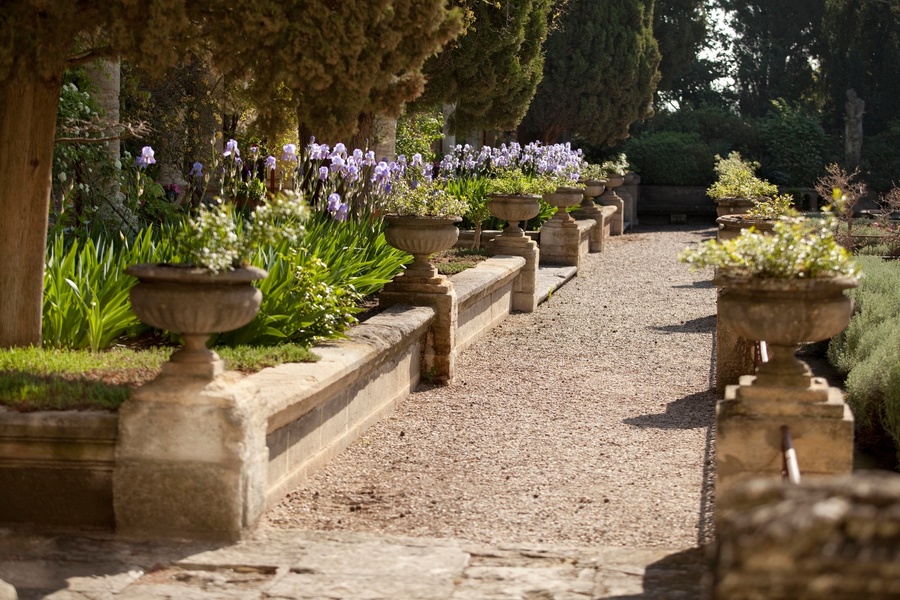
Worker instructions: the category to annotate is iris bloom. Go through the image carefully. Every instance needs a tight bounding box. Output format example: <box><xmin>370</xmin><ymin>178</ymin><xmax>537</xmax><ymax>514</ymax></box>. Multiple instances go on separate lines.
<box><xmin>136</xmin><ymin>146</ymin><xmax>156</xmax><ymax>169</ymax></box>
<box><xmin>190</xmin><ymin>162</ymin><xmax>203</xmax><ymax>177</ymax></box>
<box><xmin>282</xmin><ymin>144</ymin><xmax>298</xmax><ymax>162</ymax></box>
<box><xmin>265</xmin><ymin>156</ymin><xmax>277</xmax><ymax>171</ymax></box>
<box><xmin>224</xmin><ymin>139</ymin><xmax>239</xmax><ymax>158</ymax></box>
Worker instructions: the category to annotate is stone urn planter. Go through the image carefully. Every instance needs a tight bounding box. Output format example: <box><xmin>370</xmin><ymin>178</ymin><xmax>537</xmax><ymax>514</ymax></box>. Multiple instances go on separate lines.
<box><xmin>543</xmin><ymin>186</ymin><xmax>584</xmax><ymax>226</ymax></box>
<box><xmin>714</xmin><ymin>275</ymin><xmax>858</xmax><ymax>388</ymax></box>
<box><xmin>487</xmin><ymin>193</ymin><xmax>541</xmax><ymax>238</ymax></box>
<box><xmin>716</xmin><ymin>214</ymin><xmax>777</xmax><ymax>242</ymax></box>
<box><xmin>126</xmin><ymin>263</ymin><xmax>268</xmax><ymax>378</ymax></box>
<box><xmin>383</xmin><ymin>215</ymin><xmax>462</xmax><ymax>278</ymax></box>
<box><xmin>576</xmin><ymin>178</ymin><xmax>606</xmax><ymax>212</ymax></box>
<box><xmin>715</xmin><ymin>197</ymin><xmax>756</xmax><ymax>218</ymax></box>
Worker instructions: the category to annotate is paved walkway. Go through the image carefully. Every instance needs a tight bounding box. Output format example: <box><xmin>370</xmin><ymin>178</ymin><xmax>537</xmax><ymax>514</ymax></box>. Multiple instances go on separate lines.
<box><xmin>0</xmin><ymin>221</ymin><xmax>717</xmax><ymax>599</ymax></box>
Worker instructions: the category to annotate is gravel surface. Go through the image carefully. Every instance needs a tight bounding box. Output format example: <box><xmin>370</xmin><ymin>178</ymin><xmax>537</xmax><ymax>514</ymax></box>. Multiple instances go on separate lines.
<box><xmin>265</xmin><ymin>222</ymin><xmax>720</xmax><ymax>549</ymax></box>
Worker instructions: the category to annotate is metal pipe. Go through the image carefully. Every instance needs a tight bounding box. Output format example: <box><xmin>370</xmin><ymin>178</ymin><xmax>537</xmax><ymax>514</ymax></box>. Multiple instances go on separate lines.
<box><xmin>781</xmin><ymin>425</ymin><xmax>801</xmax><ymax>484</ymax></box>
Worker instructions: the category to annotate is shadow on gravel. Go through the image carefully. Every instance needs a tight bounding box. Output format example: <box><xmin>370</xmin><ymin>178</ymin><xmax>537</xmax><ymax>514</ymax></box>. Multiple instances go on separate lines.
<box><xmin>604</xmin><ymin>545</ymin><xmax>710</xmax><ymax>599</ymax></box>
<box><xmin>670</xmin><ymin>279</ymin><xmax>716</xmax><ymax>289</ymax></box>
<box><xmin>622</xmin><ymin>391</ymin><xmax>716</xmax><ymax>430</ymax></box>
<box><xmin>648</xmin><ymin>314</ymin><xmax>716</xmax><ymax>334</ymax></box>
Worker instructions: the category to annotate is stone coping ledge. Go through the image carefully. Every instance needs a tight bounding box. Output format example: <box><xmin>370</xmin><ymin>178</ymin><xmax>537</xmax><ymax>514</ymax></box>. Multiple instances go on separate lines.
<box><xmin>451</xmin><ymin>255</ymin><xmax>525</xmax><ymax>308</ymax></box>
<box><xmin>263</xmin><ymin>305</ymin><xmax>435</xmax><ymax>434</ymax></box>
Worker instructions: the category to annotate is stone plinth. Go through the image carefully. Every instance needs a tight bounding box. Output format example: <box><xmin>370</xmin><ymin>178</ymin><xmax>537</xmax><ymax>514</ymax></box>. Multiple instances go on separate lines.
<box><xmin>539</xmin><ymin>218</ymin><xmax>593</xmax><ymax>267</ymax></box>
<box><xmin>114</xmin><ymin>373</ymin><xmax>269</xmax><ymax>541</ymax></box>
<box><xmin>379</xmin><ymin>273</ymin><xmax>457</xmax><ymax>384</ymax></box>
<box><xmin>712</xmin><ymin>473</ymin><xmax>900</xmax><ymax>599</ymax></box>
<box><xmin>572</xmin><ymin>203</ymin><xmax>614</xmax><ymax>253</ymax></box>
<box><xmin>597</xmin><ymin>191</ymin><xmax>624</xmax><ymax>236</ymax></box>
<box><xmin>716</xmin><ymin>375</ymin><xmax>854</xmax><ymax>503</ymax></box>
<box><xmin>488</xmin><ymin>234</ymin><xmax>540</xmax><ymax>312</ymax></box>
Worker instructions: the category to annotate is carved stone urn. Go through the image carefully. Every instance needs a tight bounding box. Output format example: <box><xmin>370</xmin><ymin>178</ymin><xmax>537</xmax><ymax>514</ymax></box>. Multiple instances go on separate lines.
<box><xmin>715</xmin><ymin>197</ymin><xmax>756</xmax><ymax>218</ymax></box>
<box><xmin>716</xmin><ymin>214</ymin><xmax>777</xmax><ymax>242</ymax></box>
<box><xmin>487</xmin><ymin>193</ymin><xmax>541</xmax><ymax>239</ymax></box>
<box><xmin>126</xmin><ymin>263</ymin><xmax>268</xmax><ymax>378</ymax></box>
<box><xmin>543</xmin><ymin>186</ymin><xmax>584</xmax><ymax>226</ymax></box>
<box><xmin>715</xmin><ymin>275</ymin><xmax>858</xmax><ymax>389</ymax></box>
<box><xmin>383</xmin><ymin>215</ymin><xmax>462</xmax><ymax>278</ymax></box>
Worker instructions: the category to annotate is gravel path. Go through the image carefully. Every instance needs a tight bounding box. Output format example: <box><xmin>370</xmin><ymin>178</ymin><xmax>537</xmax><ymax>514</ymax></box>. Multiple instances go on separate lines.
<box><xmin>265</xmin><ymin>222</ymin><xmax>720</xmax><ymax>549</ymax></box>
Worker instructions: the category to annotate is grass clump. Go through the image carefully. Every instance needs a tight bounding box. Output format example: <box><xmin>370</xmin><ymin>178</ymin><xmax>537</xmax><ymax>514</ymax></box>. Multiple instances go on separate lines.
<box><xmin>828</xmin><ymin>255</ymin><xmax>900</xmax><ymax>465</ymax></box>
<box><xmin>0</xmin><ymin>344</ymin><xmax>317</xmax><ymax>412</ymax></box>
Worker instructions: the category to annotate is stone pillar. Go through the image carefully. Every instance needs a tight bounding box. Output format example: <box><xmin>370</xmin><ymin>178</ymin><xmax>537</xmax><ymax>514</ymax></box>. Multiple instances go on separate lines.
<box><xmin>619</xmin><ymin>173</ymin><xmax>636</xmax><ymax>231</ymax></box>
<box><xmin>572</xmin><ymin>181</ymin><xmax>606</xmax><ymax>253</ymax></box>
<box><xmin>373</xmin><ymin>115</ymin><xmax>397</xmax><ymax>161</ymax></box>
<box><xmin>597</xmin><ymin>176</ymin><xmax>625</xmax><ymax>236</ymax></box>
<box><xmin>113</xmin><ymin>373</ymin><xmax>269</xmax><ymax>541</ymax></box>
<box><xmin>488</xmin><ymin>234</ymin><xmax>540</xmax><ymax>312</ymax></box>
<box><xmin>716</xmin><ymin>375</ymin><xmax>854</xmax><ymax>504</ymax></box>
<box><xmin>539</xmin><ymin>217</ymin><xmax>582</xmax><ymax>267</ymax></box>
<box><xmin>440</xmin><ymin>103</ymin><xmax>457</xmax><ymax>155</ymax></box>
<box><xmin>379</xmin><ymin>272</ymin><xmax>457</xmax><ymax>384</ymax></box>
<box><xmin>624</xmin><ymin>172</ymin><xmax>640</xmax><ymax>226</ymax></box>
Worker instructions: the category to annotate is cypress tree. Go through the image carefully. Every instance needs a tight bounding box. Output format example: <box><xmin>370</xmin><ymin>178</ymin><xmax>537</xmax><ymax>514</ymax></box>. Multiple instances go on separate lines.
<box><xmin>518</xmin><ymin>0</ymin><xmax>661</xmax><ymax>146</ymax></box>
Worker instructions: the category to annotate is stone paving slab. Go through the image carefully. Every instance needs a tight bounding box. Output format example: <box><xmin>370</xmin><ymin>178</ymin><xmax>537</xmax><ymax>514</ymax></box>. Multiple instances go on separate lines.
<box><xmin>0</xmin><ymin>528</ymin><xmax>707</xmax><ymax>599</ymax></box>
<box><xmin>535</xmin><ymin>265</ymin><xmax>577</xmax><ymax>305</ymax></box>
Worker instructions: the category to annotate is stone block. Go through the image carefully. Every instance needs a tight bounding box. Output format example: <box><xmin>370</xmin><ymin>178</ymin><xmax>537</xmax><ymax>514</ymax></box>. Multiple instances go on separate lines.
<box><xmin>712</xmin><ymin>473</ymin><xmax>900</xmax><ymax>599</ymax></box>
<box><xmin>540</xmin><ymin>219</ymin><xmax>591</xmax><ymax>267</ymax></box>
<box><xmin>716</xmin><ymin>383</ymin><xmax>853</xmax><ymax>503</ymax></box>
<box><xmin>114</xmin><ymin>374</ymin><xmax>268</xmax><ymax>541</ymax></box>
<box><xmin>715</xmin><ymin>309</ymin><xmax>756</xmax><ymax>395</ymax></box>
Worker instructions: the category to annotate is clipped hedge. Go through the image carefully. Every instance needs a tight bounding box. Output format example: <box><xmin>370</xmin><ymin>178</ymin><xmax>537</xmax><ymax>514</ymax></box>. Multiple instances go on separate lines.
<box><xmin>828</xmin><ymin>256</ymin><xmax>900</xmax><ymax>463</ymax></box>
<box><xmin>623</xmin><ymin>131</ymin><xmax>715</xmax><ymax>186</ymax></box>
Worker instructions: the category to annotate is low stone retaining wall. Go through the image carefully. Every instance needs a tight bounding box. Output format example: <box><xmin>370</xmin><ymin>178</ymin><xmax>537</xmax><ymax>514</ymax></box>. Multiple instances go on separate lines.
<box><xmin>0</xmin><ymin>410</ymin><xmax>117</xmax><ymax>528</ymax></box>
<box><xmin>639</xmin><ymin>186</ymin><xmax>716</xmax><ymax>218</ymax></box>
<box><xmin>0</xmin><ymin>256</ymin><xmax>531</xmax><ymax>537</ymax></box>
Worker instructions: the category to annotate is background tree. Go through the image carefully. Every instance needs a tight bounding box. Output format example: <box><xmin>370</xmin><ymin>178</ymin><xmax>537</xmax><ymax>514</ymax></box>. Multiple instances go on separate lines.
<box><xmin>0</xmin><ymin>1</ymin><xmax>462</xmax><ymax>348</ymax></box>
<box><xmin>717</xmin><ymin>0</ymin><xmax>824</xmax><ymax>117</ymax></box>
<box><xmin>413</xmin><ymin>0</ymin><xmax>553</xmax><ymax>134</ymax></box>
<box><xmin>819</xmin><ymin>0</ymin><xmax>900</xmax><ymax>137</ymax></box>
<box><xmin>653</xmin><ymin>0</ymin><xmax>708</xmax><ymax>99</ymax></box>
<box><xmin>517</xmin><ymin>0</ymin><xmax>662</xmax><ymax>146</ymax></box>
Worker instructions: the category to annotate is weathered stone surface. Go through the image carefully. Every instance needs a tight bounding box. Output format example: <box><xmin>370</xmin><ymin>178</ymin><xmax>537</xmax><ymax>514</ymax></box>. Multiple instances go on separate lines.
<box><xmin>0</xmin><ymin>529</ymin><xmax>707</xmax><ymax>599</ymax></box>
<box><xmin>712</xmin><ymin>473</ymin><xmax>900</xmax><ymax>599</ymax></box>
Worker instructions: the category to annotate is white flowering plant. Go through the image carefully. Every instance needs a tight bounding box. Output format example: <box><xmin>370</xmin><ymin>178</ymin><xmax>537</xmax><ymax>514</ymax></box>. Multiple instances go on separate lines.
<box><xmin>175</xmin><ymin>191</ymin><xmax>308</xmax><ymax>273</ymax></box>
<box><xmin>384</xmin><ymin>178</ymin><xmax>467</xmax><ymax>217</ymax></box>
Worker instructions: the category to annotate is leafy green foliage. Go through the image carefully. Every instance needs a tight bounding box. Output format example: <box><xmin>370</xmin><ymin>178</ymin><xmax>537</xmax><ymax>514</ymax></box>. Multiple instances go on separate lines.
<box><xmin>519</xmin><ymin>0</ymin><xmax>661</xmax><ymax>146</ymax></box>
<box><xmin>679</xmin><ymin>218</ymin><xmax>860</xmax><ymax>279</ymax></box>
<box><xmin>745</xmin><ymin>194</ymin><xmax>800</xmax><ymax>220</ymax></box>
<box><xmin>707</xmin><ymin>152</ymin><xmax>778</xmax><ymax>200</ymax></box>
<box><xmin>485</xmin><ymin>170</ymin><xmax>557</xmax><ymax>196</ymax></box>
<box><xmin>416</xmin><ymin>0</ymin><xmax>552</xmax><ymax>133</ymax></box>
<box><xmin>396</xmin><ymin>110</ymin><xmax>444</xmax><ymax>163</ymax></box>
<box><xmin>828</xmin><ymin>256</ymin><xmax>900</xmax><ymax>461</ymax></box>
<box><xmin>653</xmin><ymin>0</ymin><xmax>708</xmax><ymax>95</ymax></box>
<box><xmin>755</xmin><ymin>100</ymin><xmax>827</xmax><ymax>187</ymax></box>
<box><xmin>384</xmin><ymin>179</ymin><xmax>468</xmax><ymax>217</ymax></box>
<box><xmin>624</xmin><ymin>131</ymin><xmax>714</xmax><ymax>185</ymax></box>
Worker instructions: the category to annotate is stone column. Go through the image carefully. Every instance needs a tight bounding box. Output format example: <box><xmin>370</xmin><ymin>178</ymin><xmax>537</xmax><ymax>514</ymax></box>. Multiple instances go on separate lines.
<box><xmin>379</xmin><ymin>272</ymin><xmax>458</xmax><ymax>384</ymax></box>
<box><xmin>572</xmin><ymin>180</ymin><xmax>606</xmax><ymax>253</ymax></box>
<box><xmin>597</xmin><ymin>175</ymin><xmax>625</xmax><ymax>235</ymax></box>
<box><xmin>113</xmin><ymin>373</ymin><xmax>269</xmax><ymax>541</ymax></box>
<box><xmin>715</xmin><ymin>295</ymin><xmax>756</xmax><ymax>395</ymax></box>
<box><xmin>488</xmin><ymin>232</ymin><xmax>540</xmax><ymax>312</ymax></box>
<box><xmin>618</xmin><ymin>173</ymin><xmax>635</xmax><ymax>231</ymax></box>
<box><xmin>373</xmin><ymin>115</ymin><xmax>397</xmax><ymax>161</ymax></box>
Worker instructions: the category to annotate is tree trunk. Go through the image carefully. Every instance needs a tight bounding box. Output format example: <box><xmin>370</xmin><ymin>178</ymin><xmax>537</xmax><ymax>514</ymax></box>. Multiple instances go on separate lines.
<box><xmin>0</xmin><ymin>74</ymin><xmax>62</xmax><ymax>347</ymax></box>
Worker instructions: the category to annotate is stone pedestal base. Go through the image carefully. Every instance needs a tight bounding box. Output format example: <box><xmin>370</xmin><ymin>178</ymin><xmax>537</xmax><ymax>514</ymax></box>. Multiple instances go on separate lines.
<box><xmin>716</xmin><ymin>376</ymin><xmax>854</xmax><ymax>504</ymax></box>
<box><xmin>114</xmin><ymin>373</ymin><xmax>268</xmax><ymax>541</ymax></box>
<box><xmin>539</xmin><ymin>219</ymin><xmax>592</xmax><ymax>267</ymax></box>
<box><xmin>379</xmin><ymin>273</ymin><xmax>457</xmax><ymax>384</ymax></box>
<box><xmin>572</xmin><ymin>204</ymin><xmax>606</xmax><ymax>253</ymax></box>
<box><xmin>715</xmin><ymin>306</ymin><xmax>755</xmax><ymax>396</ymax></box>
<box><xmin>488</xmin><ymin>235</ymin><xmax>540</xmax><ymax>312</ymax></box>
<box><xmin>597</xmin><ymin>192</ymin><xmax>624</xmax><ymax>235</ymax></box>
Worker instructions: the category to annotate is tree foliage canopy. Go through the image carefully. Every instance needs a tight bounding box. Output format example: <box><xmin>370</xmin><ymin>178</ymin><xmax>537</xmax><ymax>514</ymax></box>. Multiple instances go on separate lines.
<box><xmin>414</xmin><ymin>0</ymin><xmax>553</xmax><ymax>133</ymax></box>
<box><xmin>718</xmin><ymin>0</ymin><xmax>823</xmax><ymax>117</ymax></box>
<box><xmin>518</xmin><ymin>0</ymin><xmax>661</xmax><ymax>146</ymax></box>
<box><xmin>819</xmin><ymin>0</ymin><xmax>900</xmax><ymax>136</ymax></box>
<box><xmin>653</xmin><ymin>0</ymin><xmax>707</xmax><ymax>94</ymax></box>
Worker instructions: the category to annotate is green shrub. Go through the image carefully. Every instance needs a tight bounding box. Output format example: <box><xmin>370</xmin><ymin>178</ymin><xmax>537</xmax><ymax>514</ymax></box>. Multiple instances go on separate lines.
<box><xmin>754</xmin><ymin>100</ymin><xmax>828</xmax><ymax>187</ymax></box>
<box><xmin>623</xmin><ymin>131</ymin><xmax>715</xmax><ymax>185</ymax></box>
<box><xmin>828</xmin><ymin>256</ymin><xmax>900</xmax><ymax>460</ymax></box>
<box><xmin>396</xmin><ymin>109</ymin><xmax>443</xmax><ymax>162</ymax></box>
<box><xmin>862</xmin><ymin>119</ymin><xmax>900</xmax><ymax>193</ymax></box>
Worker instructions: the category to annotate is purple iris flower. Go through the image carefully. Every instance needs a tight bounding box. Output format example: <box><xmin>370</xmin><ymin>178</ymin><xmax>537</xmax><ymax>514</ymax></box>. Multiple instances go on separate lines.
<box><xmin>364</xmin><ymin>150</ymin><xmax>376</xmax><ymax>166</ymax></box>
<box><xmin>327</xmin><ymin>193</ymin><xmax>341</xmax><ymax>214</ymax></box>
<box><xmin>353</xmin><ymin>149</ymin><xmax>363</xmax><ymax>161</ymax></box>
<box><xmin>335</xmin><ymin>203</ymin><xmax>348</xmax><ymax>222</ymax></box>
<box><xmin>223</xmin><ymin>139</ymin><xmax>239</xmax><ymax>158</ymax></box>
<box><xmin>330</xmin><ymin>155</ymin><xmax>345</xmax><ymax>173</ymax></box>
<box><xmin>333</xmin><ymin>143</ymin><xmax>347</xmax><ymax>156</ymax></box>
<box><xmin>136</xmin><ymin>146</ymin><xmax>156</xmax><ymax>169</ymax></box>
<box><xmin>189</xmin><ymin>161</ymin><xmax>203</xmax><ymax>177</ymax></box>
<box><xmin>282</xmin><ymin>143</ymin><xmax>298</xmax><ymax>162</ymax></box>
<box><xmin>249</xmin><ymin>145</ymin><xmax>259</xmax><ymax>156</ymax></box>
<box><xmin>265</xmin><ymin>156</ymin><xmax>277</xmax><ymax>171</ymax></box>
<box><xmin>318</xmin><ymin>166</ymin><xmax>329</xmax><ymax>181</ymax></box>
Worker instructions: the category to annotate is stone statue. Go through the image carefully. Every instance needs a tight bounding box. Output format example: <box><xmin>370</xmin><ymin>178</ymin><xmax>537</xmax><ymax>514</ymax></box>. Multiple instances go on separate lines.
<box><xmin>845</xmin><ymin>89</ymin><xmax>865</xmax><ymax>166</ymax></box>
